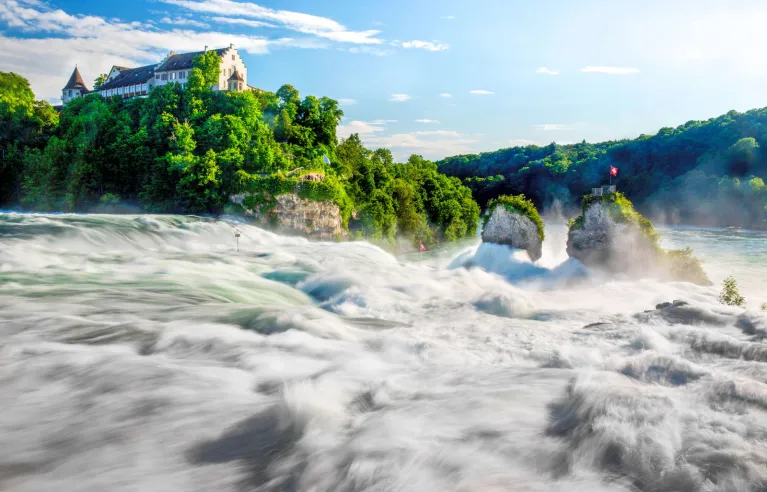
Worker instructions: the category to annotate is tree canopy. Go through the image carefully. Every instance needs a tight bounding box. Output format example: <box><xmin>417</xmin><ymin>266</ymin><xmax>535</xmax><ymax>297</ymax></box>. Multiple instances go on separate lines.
<box><xmin>439</xmin><ymin>110</ymin><xmax>767</xmax><ymax>229</ymax></box>
<box><xmin>1</xmin><ymin>66</ymin><xmax>480</xmax><ymax>248</ymax></box>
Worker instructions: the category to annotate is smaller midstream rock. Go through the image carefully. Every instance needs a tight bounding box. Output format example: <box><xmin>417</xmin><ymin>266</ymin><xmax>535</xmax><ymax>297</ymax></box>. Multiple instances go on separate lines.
<box><xmin>481</xmin><ymin>206</ymin><xmax>542</xmax><ymax>262</ymax></box>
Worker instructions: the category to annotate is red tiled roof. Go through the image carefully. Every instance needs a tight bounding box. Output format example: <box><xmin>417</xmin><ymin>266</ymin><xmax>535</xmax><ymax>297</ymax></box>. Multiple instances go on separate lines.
<box><xmin>63</xmin><ymin>67</ymin><xmax>89</xmax><ymax>91</ymax></box>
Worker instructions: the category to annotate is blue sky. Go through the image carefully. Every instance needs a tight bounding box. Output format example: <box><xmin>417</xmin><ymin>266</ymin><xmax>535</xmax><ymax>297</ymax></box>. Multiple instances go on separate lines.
<box><xmin>3</xmin><ymin>0</ymin><xmax>767</xmax><ymax>160</ymax></box>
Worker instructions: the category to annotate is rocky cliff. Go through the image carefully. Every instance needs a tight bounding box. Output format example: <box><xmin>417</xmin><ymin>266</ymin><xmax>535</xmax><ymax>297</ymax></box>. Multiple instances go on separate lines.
<box><xmin>482</xmin><ymin>197</ymin><xmax>543</xmax><ymax>262</ymax></box>
<box><xmin>566</xmin><ymin>200</ymin><xmax>657</xmax><ymax>273</ymax></box>
<box><xmin>567</xmin><ymin>193</ymin><xmax>711</xmax><ymax>285</ymax></box>
<box><xmin>232</xmin><ymin>193</ymin><xmax>346</xmax><ymax>240</ymax></box>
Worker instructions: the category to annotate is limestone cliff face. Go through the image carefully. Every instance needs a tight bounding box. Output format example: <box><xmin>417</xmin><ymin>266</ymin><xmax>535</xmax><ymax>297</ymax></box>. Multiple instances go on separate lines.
<box><xmin>482</xmin><ymin>206</ymin><xmax>543</xmax><ymax>262</ymax></box>
<box><xmin>233</xmin><ymin>193</ymin><xmax>345</xmax><ymax>239</ymax></box>
<box><xmin>566</xmin><ymin>202</ymin><xmax>660</xmax><ymax>274</ymax></box>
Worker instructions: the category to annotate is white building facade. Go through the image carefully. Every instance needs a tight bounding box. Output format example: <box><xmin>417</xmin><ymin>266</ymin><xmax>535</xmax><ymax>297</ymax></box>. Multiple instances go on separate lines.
<box><xmin>64</xmin><ymin>45</ymin><xmax>248</xmax><ymax>104</ymax></box>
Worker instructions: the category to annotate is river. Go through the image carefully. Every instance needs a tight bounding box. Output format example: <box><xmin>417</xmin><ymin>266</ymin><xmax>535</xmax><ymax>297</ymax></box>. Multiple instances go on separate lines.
<box><xmin>1</xmin><ymin>213</ymin><xmax>766</xmax><ymax>491</ymax></box>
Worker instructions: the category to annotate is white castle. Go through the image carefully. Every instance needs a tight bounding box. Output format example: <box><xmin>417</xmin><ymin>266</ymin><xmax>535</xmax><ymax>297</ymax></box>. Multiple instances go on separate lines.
<box><xmin>62</xmin><ymin>44</ymin><xmax>248</xmax><ymax>105</ymax></box>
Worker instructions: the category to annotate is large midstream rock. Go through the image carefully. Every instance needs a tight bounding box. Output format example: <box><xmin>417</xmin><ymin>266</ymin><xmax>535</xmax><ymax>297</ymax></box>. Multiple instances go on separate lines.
<box><xmin>566</xmin><ymin>201</ymin><xmax>658</xmax><ymax>274</ymax></box>
<box><xmin>482</xmin><ymin>205</ymin><xmax>543</xmax><ymax>262</ymax></box>
<box><xmin>232</xmin><ymin>193</ymin><xmax>346</xmax><ymax>239</ymax></box>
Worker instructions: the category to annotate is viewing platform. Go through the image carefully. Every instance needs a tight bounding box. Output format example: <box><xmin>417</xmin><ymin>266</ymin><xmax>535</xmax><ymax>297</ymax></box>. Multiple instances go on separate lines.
<box><xmin>591</xmin><ymin>185</ymin><xmax>616</xmax><ymax>196</ymax></box>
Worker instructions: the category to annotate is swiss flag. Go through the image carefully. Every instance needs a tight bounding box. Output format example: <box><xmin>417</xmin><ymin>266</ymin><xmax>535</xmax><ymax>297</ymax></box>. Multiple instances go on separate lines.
<box><xmin>610</xmin><ymin>166</ymin><xmax>619</xmax><ymax>177</ymax></box>
<box><xmin>419</xmin><ymin>241</ymin><xmax>427</xmax><ymax>252</ymax></box>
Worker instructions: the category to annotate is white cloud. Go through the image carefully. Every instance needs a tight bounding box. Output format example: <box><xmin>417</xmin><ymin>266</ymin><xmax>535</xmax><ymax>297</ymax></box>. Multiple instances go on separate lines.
<box><xmin>469</xmin><ymin>89</ymin><xmax>494</xmax><ymax>95</ymax></box>
<box><xmin>337</xmin><ymin>120</ymin><xmax>385</xmax><ymax>137</ymax></box>
<box><xmin>364</xmin><ymin>130</ymin><xmax>477</xmax><ymax>160</ymax></box>
<box><xmin>161</xmin><ymin>0</ymin><xmax>383</xmax><ymax>44</ymax></box>
<box><xmin>389</xmin><ymin>93</ymin><xmax>411</xmax><ymax>102</ymax></box>
<box><xmin>441</xmin><ymin>15</ymin><xmax>455</xmax><ymax>20</ymax></box>
<box><xmin>391</xmin><ymin>39</ymin><xmax>448</xmax><ymax>52</ymax></box>
<box><xmin>345</xmin><ymin>46</ymin><xmax>390</xmax><ymax>56</ymax></box>
<box><xmin>337</xmin><ymin>98</ymin><xmax>357</xmax><ymax>106</ymax></box>
<box><xmin>536</xmin><ymin>66</ymin><xmax>560</xmax><ymax>75</ymax></box>
<box><xmin>160</xmin><ymin>16</ymin><xmax>210</xmax><ymax>28</ymax></box>
<box><xmin>210</xmin><ymin>16</ymin><xmax>276</xmax><ymax>28</ymax></box>
<box><xmin>337</xmin><ymin>119</ymin><xmax>396</xmax><ymax>139</ymax></box>
<box><xmin>415</xmin><ymin>119</ymin><xmax>440</xmax><ymax>124</ymax></box>
<box><xmin>439</xmin><ymin>93</ymin><xmax>452</xmax><ymax>98</ymax></box>
<box><xmin>580</xmin><ymin>66</ymin><xmax>639</xmax><ymax>74</ymax></box>
<box><xmin>534</xmin><ymin>124</ymin><xmax>571</xmax><ymax>131</ymax></box>
<box><xmin>508</xmin><ymin>139</ymin><xmax>539</xmax><ymax>146</ymax></box>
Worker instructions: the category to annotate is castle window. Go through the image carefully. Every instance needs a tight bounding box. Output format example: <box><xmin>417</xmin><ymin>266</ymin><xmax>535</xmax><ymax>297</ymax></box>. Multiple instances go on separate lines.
<box><xmin>232</xmin><ymin>54</ymin><xmax>235</xmax><ymax>61</ymax></box>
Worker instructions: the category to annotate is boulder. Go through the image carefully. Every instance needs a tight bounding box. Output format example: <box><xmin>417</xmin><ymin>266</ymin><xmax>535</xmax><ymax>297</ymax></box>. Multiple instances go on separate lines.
<box><xmin>482</xmin><ymin>205</ymin><xmax>543</xmax><ymax>262</ymax></box>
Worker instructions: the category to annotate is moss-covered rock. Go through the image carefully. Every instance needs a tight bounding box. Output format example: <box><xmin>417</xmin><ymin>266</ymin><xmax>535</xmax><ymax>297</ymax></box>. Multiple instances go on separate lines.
<box><xmin>567</xmin><ymin>192</ymin><xmax>711</xmax><ymax>285</ymax></box>
<box><xmin>482</xmin><ymin>195</ymin><xmax>544</xmax><ymax>261</ymax></box>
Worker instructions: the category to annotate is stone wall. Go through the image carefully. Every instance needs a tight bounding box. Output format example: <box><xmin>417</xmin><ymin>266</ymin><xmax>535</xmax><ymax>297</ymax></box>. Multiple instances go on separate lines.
<box><xmin>232</xmin><ymin>193</ymin><xmax>345</xmax><ymax>240</ymax></box>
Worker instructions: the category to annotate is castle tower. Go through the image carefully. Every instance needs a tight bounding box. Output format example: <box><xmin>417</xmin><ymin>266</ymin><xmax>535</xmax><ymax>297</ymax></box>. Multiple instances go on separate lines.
<box><xmin>62</xmin><ymin>66</ymin><xmax>90</xmax><ymax>105</ymax></box>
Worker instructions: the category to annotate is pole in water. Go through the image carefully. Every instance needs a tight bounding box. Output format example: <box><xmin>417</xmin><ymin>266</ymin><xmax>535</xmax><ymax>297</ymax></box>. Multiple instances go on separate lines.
<box><xmin>234</xmin><ymin>227</ymin><xmax>241</xmax><ymax>252</ymax></box>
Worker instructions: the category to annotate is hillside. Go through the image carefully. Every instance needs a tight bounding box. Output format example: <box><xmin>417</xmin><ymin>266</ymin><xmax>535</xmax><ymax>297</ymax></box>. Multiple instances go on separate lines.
<box><xmin>438</xmin><ymin>109</ymin><xmax>767</xmax><ymax>229</ymax></box>
<box><xmin>0</xmin><ymin>54</ymin><xmax>479</xmax><ymax>247</ymax></box>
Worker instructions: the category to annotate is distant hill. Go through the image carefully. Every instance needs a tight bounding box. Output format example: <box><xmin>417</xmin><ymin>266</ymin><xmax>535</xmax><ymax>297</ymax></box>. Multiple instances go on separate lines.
<box><xmin>438</xmin><ymin>108</ymin><xmax>767</xmax><ymax>229</ymax></box>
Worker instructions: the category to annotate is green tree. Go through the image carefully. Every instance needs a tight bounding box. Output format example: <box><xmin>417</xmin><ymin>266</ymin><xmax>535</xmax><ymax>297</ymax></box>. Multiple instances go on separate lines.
<box><xmin>719</xmin><ymin>276</ymin><xmax>745</xmax><ymax>307</ymax></box>
<box><xmin>93</xmin><ymin>74</ymin><xmax>107</xmax><ymax>90</ymax></box>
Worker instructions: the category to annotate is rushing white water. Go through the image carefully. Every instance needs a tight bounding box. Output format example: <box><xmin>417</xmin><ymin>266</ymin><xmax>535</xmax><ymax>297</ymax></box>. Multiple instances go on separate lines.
<box><xmin>1</xmin><ymin>212</ymin><xmax>766</xmax><ymax>492</ymax></box>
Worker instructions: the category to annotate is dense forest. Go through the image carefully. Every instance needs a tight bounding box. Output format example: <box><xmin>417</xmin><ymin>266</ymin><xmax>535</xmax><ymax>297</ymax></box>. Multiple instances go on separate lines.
<box><xmin>438</xmin><ymin>111</ymin><xmax>767</xmax><ymax>229</ymax></box>
<box><xmin>0</xmin><ymin>52</ymin><xmax>479</xmax><ymax>246</ymax></box>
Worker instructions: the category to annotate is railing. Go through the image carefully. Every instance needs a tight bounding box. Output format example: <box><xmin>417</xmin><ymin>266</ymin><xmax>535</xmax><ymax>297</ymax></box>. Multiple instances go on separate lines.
<box><xmin>592</xmin><ymin>185</ymin><xmax>616</xmax><ymax>196</ymax></box>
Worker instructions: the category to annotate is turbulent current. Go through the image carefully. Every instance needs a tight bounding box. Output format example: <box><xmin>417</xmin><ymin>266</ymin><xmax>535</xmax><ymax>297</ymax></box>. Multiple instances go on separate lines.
<box><xmin>1</xmin><ymin>213</ymin><xmax>767</xmax><ymax>492</ymax></box>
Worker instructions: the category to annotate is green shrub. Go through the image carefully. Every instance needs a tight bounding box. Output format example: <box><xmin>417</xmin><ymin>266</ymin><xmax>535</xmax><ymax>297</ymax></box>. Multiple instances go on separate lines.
<box><xmin>483</xmin><ymin>194</ymin><xmax>544</xmax><ymax>240</ymax></box>
<box><xmin>664</xmin><ymin>247</ymin><xmax>711</xmax><ymax>286</ymax></box>
<box><xmin>719</xmin><ymin>276</ymin><xmax>745</xmax><ymax>307</ymax></box>
<box><xmin>760</xmin><ymin>303</ymin><xmax>766</xmax><ymax>311</ymax></box>
<box><xmin>99</xmin><ymin>193</ymin><xmax>121</xmax><ymax>205</ymax></box>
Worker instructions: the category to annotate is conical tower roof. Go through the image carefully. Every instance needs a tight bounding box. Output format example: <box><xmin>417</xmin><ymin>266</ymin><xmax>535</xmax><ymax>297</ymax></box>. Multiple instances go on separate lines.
<box><xmin>64</xmin><ymin>66</ymin><xmax>89</xmax><ymax>91</ymax></box>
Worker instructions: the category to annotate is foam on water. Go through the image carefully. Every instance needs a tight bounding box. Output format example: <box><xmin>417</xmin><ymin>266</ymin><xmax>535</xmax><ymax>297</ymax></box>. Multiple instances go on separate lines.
<box><xmin>1</xmin><ymin>212</ymin><xmax>767</xmax><ymax>491</ymax></box>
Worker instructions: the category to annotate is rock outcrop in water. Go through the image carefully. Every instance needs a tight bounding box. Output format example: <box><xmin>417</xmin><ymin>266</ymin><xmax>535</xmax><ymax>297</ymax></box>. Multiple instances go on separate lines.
<box><xmin>232</xmin><ymin>193</ymin><xmax>345</xmax><ymax>240</ymax></box>
<box><xmin>481</xmin><ymin>195</ymin><xmax>544</xmax><ymax>262</ymax></box>
<box><xmin>567</xmin><ymin>192</ymin><xmax>711</xmax><ymax>285</ymax></box>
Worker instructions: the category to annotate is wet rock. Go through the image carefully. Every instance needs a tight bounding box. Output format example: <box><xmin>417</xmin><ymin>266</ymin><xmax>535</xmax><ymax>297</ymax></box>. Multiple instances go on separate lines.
<box><xmin>233</xmin><ymin>192</ymin><xmax>346</xmax><ymax>240</ymax></box>
<box><xmin>637</xmin><ymin>300</ymin><xmax>729</xmax><ymax>326</ymax></box>
<box><xmin>566</xmin><ymin>201</ymin><xmax>657</xmax><ymax>274</ymax></box>
<box><xmin>482</xmin><ymin>206</ymin><xmax>543</xmax><ymax>262</ymax></box>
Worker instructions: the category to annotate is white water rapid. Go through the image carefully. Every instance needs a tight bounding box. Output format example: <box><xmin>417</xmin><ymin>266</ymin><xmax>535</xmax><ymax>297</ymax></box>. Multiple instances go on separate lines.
<box><xmin>1</xmin><ymin>213</ymin><xmax>766</xmax><ymax>492</ymax></box>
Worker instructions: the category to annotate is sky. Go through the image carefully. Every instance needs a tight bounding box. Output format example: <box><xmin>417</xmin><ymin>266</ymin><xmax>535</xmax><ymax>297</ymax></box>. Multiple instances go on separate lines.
<box><xmin>3</xmin><ymin>0</ymin><xmax>767</xmax><ymax>161</ymax></box>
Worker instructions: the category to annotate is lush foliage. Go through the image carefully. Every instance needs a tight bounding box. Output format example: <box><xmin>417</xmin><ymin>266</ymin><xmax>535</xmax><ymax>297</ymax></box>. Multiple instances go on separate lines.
<box><xmin>439</xmin><ymin>109</ymin><xmax>767</xmax><ymax>229</ymax></box>
<box><xmin>1</xmin><ymin>68</ymin><xmax>479</xmax><ymax>247</ymax></box>
<box><xmin>0</xmin><ymin>72</ymin><xmax>58</xmax><ymax>206</ymax></box>
<box><xmin>483</xmin><ymin>194</ymin><xmax>544</xmax><ymax>240</ymax></box>
<box><xmin>719</xmin><ymin>276</ymin><xmax>745</xmax><ymax>307</ymax></box>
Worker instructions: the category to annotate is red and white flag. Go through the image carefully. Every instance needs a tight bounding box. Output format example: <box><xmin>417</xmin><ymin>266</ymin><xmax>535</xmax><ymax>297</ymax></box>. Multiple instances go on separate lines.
<box><xmin>419</xmin><ymin>241</ymin><xmax>427</xmax><ymax>252</ymax></box>
<box><xmin>610</xmin><ymin>166</ymin><xmax>619</xmax><ymax>177</ymax></box>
